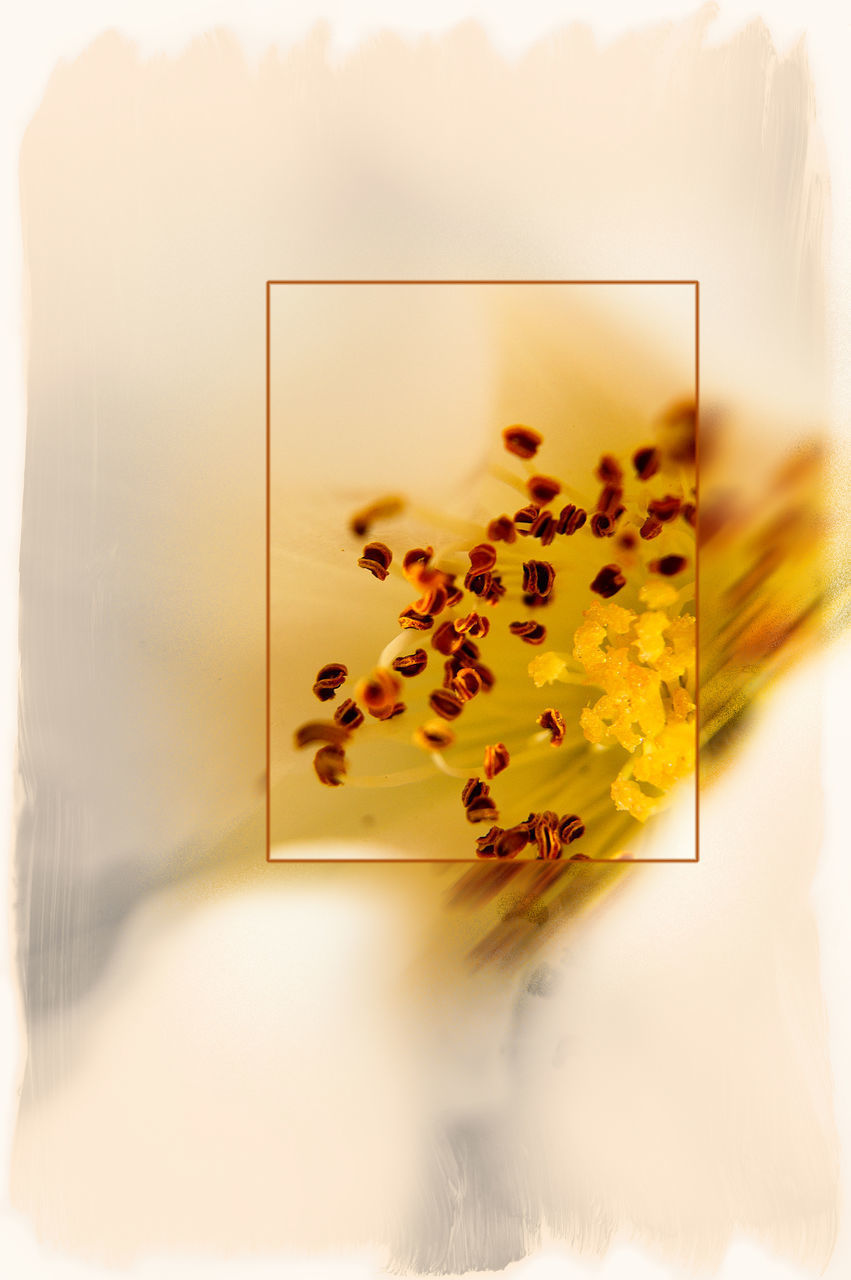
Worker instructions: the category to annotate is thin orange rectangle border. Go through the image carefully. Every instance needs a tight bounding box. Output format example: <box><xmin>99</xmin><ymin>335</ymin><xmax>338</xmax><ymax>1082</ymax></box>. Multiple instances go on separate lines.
<box><xmin>266</xmin><ymin>280</ymin><xmax>700</xmax><ymax>864</ymax></box>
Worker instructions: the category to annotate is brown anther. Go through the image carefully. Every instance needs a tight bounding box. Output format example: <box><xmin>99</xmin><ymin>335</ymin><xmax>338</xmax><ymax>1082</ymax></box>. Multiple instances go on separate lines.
<box><xmin>462</xmin><ymin>777</ymin><xmax>488</xmax><ymax>807</ymax></box>
<box><xmin>333</xmin><ymin>698</ymin><xmax>364</xmax><ymax>730</ymax></box>
<box><xmin>640</xmin><ymin>514</ymin><xmax>664</xmax><ymax>540</ymax></box>
<box><xmin>496</xmin><ymin>825</ymin><xmax>531</xmax><ymax>858</ymax></box>
<box><xmin>349</xmin><ymin>496</ymin><xmax>404</xmax><ymax>538</ymax></box>
<box><xmin>503</xmin><ymin>424</ymin><xmax>543</xmax><ymax>459</ymax></box>
<box><xmin>312</xmin><ymin>661</ymin><xmax>348</xmax><ymax>701</ymax></box>
<box><xmin>681</xmin><ymin>502</ymin><xmax>697</xmax><ymax>527</ymax></box>
<box><xmin>398</xmin><ymin>605</ymin><xmax>434</xmax><ymax>630</ymax></box>
<box><xmin>650</xmin><ymin>554</ymin><xmax>688</xmax><ymax>576</ymax></box>
<box><xmin>455</xmin><ymin>612</ymin><xmax>490</xmax><ymax>639</ymax></box>
<box><xmin>529</xmin><ymin>510</ymin><xmax>557</xmax><ymax>546</ymax></box>
<box><xmin>357</xmin><ymin>541</ymin><xmax>393</xmax><ymax>580</ymax></box>
<box><xmin>618</xmin><ymin>530</ymin><xmax>637</xmax><ymax>550</ymax></box>
<box><xmin>402</xmin><ymin>546</ymin><xmax>434</xmax><ymax>579</ymax></box>
<box><xmin>537</xmin><ymin>708</ymin><xmax>566</xmax><ymax>745</ymax></box>
<box><xmin>294</xmin><ymin>720</ymin><xmax>350</xmax><ymax>750</ymax></box>
<box><xmin>452</xmin><ymin>667</ymin><xmax>483</xmax><ymax>703</ymax></box>
<box><xmin>590</xmin><ymin>564</ymin><xmax>626</xmax><ymax>598</ymax></box>
<box><xmin>596</xmin><ymin>454</ymin><xmax>623</xmax><ymax>485</ymax></box>
<box><xmin>432</xmin><ymin>620</ymin><xmax>462</xmax><ymax>655</ymax></box>
<box><xmin>590</xmin><ymin>512</ymin><xmax>617</xmax><ymax>538</ymax></box>
<box><xmin>414</xmin><ymin>582</ymin><xmax>449</xmax><ymax>616</ymax></box>
<box><xmin>469</xmin><ymin>660</ymin><xmax>496</xmax><ymax>692</ymax></box>
<box><xmin>513</xmin><ymin>504</ymin><xmax>539</xmax><ymax>535</ymax></box>
<box><xmin>487</xmin><ymin>515</ymin><xmax>517</xmax><ymax>544</ymax></box>
<box><xmin>381</xmin><ymin>702</ymin><xmax>407</xmax><ymax>720</ymax></box>
<box><xmin>392</xmin><ymin>649</ymin><xmax>428</xmax><ymax>678</ymax></box>
<box><xmin>535</xmin><ymin>825</ymin><xmax>562</xmax><ymax>859</ymax></box>
<box><xmin>468</xmin><ymin>543</ymin><xmax>497</xmax><ymax>572</ymax></box>
<box><xmin>463</xmin><ymin>568</ymin><xmax>492</xmax><ymax>596</ymax></box>
<box><xmin>557</xmin><ymin>814</ymin><xmax>585</xmax><ymax>844</ymax></box>
<box><xmin>474</xmin><ymin>826</ymin><xmax>501</xmax><ymax>858</ymax></box>
<box><xmin>482</xmin><ymin>574</ymin><xmax>506</xmax><ymax>605</ymax></box>
<box><xmin>445</xmin><ymin>581</ymin><xmax>465</xmax><ymax>608</ymax></box>
<box><xmin>484</xmin><ymin>742</ymin><xmax>510</xmax><ymax>779</ymax></box>
<box><xmin>509</xmin><ymin>620</ymin><xmax>547</xmax><ymax>645</ymax></box>
<box><xmin>522</xmin><ymin>560</ymin><xmax>555</xmax><ymax>599</ymax></box>
<box><xmin>429</xmin><ymin>687</ymin><xmax>464</xmax><ymax>720</ymax></box>
<box><xmin>522</xmin><ymin>593</ymin><xmax>551</xmax><ymax>609</ymax></box>
<box><xmin>537</xmin><ymin>810</ymin><xmax>560</xmax><ymax>830</ymax></box>
<box><xmin>596</xmin><ymin>483</ymin><xmax>624</xmax><ymax>515</ymax></box>
<box><xmin>413</xmin><ymin>719</ymin><xmax>455</xmax><ymax>751</ymax></box>
<box><xmin>356</xmin><ymin>668</ymin><xmax>402</xmax><ymax>719</ymax></box>
<box><xmin>632</xmin><ymin>446</ymin><xmax>661</xmax><ymax>481</ymax></box>
<box><xmin>648</xmin><ymin>495</ymin><xmax>682</xmax><ymax>523</ymax></box>
<box><xmin>557</xmin><ymin>504</ymin><xmax>587</xmax><ymax>536</ymax></box>
<box><xmin>313</xmin><ymin>744</ymin><xmax>347</xmax><ymax>787</ymax></box>
<box><xmin>466</xmin><ymin>795</ymin><xmax>500</xmax><ymax>824</ymax></box>
<box><xmin>527</xmin><ymin>474</ymin><xmax>561</xmax><ymax>505</ymax></box>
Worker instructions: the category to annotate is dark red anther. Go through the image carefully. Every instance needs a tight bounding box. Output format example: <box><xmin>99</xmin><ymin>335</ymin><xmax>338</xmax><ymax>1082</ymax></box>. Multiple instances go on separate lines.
<box><xmin>294</xmin><ymin>721</ymin><xmax>350</xmax><ymax>750</ymax></box>
<box><xmin>503</xmin><ymin>425</ymin><xmax>543</xmax><ymax>459</ymax></box>
<box><xmin>466</xmin><ymin>794</ymin><xmax>500</xmax><ymax>824</ymax></box>
<box><xmin>484</xmin><ymin>742</ymin><xmax>510</xmax><ymax>779</ymax></box>
<box><xmin>522</xmin><ymin>560</ymin><xmax>555</xmax><ymax>599</ymax></box>
<box><xmin>649</xmin><ymin>554</ymin><xmax>688</xmax><ymax>576</ymax></box>
<box><xmin>432</xmin><ymin>621</ymin><xmax>462</xmax><ymax>655</ymax></box>
<box><xmin>455</xmin><ymin>612</ymin><xmax>490</xmax><ymax>639</ymax></box>
<box><xmin>509</xmin><ymin>620</ymin><xmax>547</xmax><ymax>645</ymax></box>
<box><xmin>530</xmin><ymin>510</ymin><xmax>557</xmax><ymax>545</ymax></box>
<box><xmin>648</xmin><ymin>495</ymin><xmax>682</xmax><ymax>523</ymax></box>
<box><xmin>313</xmin><ymin>744</ymin><xmax>347</xmax><ymax>787</ymax></box>
<box><xmin>596</xmin><ymin>454</ymin><xmax>623</xmax><ymax>485</ymax></box>
<box><xmin>398</xmin><ymin>605</ymin><xmax>434</xmax><ymax>630</ymax></box>
<box><xmin>312</xmin><ymin>662</ymin><xmax>348</xmax><ymax>702</ymax></box>
<box><xmin>681</xmin><ymin>502</ymin><xmax>697</xmax><ymax>527</ymax></box>
<box><xmin>537</xmin><ymin>707</ymin><xmax>566</xmax><ymax>745</ymax></box>
<box><xmin>452</xmin><ymin>667</ymin><xmax>484</xmax><ymax>703</ymax></box>
<box><xmin>392</xmin><ymin>649</ymin><xmax>428</xmax><ymax>678</ymax></box>
<box><xmin>557</xmin><ymin>504</ymin><xmax>587</xmax><ymax>535</ymax></box>
<box><xmin>357</xmin><ymin>541</ymin><xmax>393</xmax><ymax>580</ymax></box>
<box><xmin>487</xmin><ymin>515</ymin><xmax>517</xmax><ymax>544</ymax></box>
<box><xmin>527</xmin><ymin>474</ymin><xmax>561</xmax><ymax>505</ymax></box>
<box><xmin>513</xmin><ymin>504</ymin><xmax>539</xmax><ymax>536</ymax></box>
<box><xmin>632</xmin><ymin>446</ymin><xmax>660</xmax><ymax>481</ymax></box>
<box><xmin>590</xmin><ymin>512</ymin><xmax>617</xmax><ymax>538</ymax></box>
<box><xmin>429</xmin><ymin>687</ymin><xmax>464</xmax><ymax>720</ymax></box>
<box><xmin>590</xmin><ymin>564</ymin><xmax>626</xmax><ymax>598</ymax></box>
<box><xmin>468</xmin><ymin>543</ymin><xmax>497</xmax><ymax>572</ymax></box>
<box><xmin>557</xmin><ymin>814</ymin><xmax>585</xmax><ymax>844</ymax></box>
<box><xmin>640</xmin><ymin>515</ymin><xmax>663</xmax><ymax>540</ymax></box>
<box><xmin>333</xmin><ymin>698</ymin><xmax>364</xmax><ymax>730</ymax></box>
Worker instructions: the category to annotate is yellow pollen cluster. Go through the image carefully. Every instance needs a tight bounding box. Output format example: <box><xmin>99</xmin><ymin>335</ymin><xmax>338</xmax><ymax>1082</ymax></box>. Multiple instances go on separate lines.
<box><xmin>572</xmin><ymin>591</ymin><xmax>696</xmax><ymax>822</ymax></box>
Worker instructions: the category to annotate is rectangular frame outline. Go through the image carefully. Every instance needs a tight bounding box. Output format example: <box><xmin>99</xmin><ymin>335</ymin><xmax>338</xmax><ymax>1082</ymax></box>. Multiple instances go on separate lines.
<box><xmin>266</xmin><ymin>279</ymin><xmax>700</xmax><ymax>864</ymax></box>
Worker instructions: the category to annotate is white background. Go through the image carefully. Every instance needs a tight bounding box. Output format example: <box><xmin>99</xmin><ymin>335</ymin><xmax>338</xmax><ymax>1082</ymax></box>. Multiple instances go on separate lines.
<box><xmin>1</xmin><ymin>2</ymin><xmax>849</xmax><ymax>1278</ymax></box>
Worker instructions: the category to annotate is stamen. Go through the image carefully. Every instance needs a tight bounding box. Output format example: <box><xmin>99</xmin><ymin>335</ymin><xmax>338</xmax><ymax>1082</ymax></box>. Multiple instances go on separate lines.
<box><xmin>455</xmin><ymin>612</ymin><xmax>490</xmax><ymax>639</ymax></box>
<box><xmin>484</xmin><ymin>742</ymin><xmax>510</xmax><ymax>779</ymax></box>
<box><xmin>312</xmin><ymin>662</ymin><xmax>348</xmax><ymax>702</ymax></box>
<box><xmin>590</xmin><ymin>512</ymin><xmax>618</xmax><ymax>538</ymax></box>
<box><xmin>392</xmin><ymin>649</ymin><xmax>429</xmax><ymax>677</ymax></box>
<box><xmin>452</xmin><ymin>667</ymin><xmax>484</xmax><ymax>702</ymax></box>
<box><xmin>514</xmin><ymin>504</ymin><xmax>539</xmax><ymax>536</ymax></box>
<box><xmin>557</xmin><ymin>814</ymin><xmax>585</xmax><ymax>844</ymax></box>
<box><xmin>333</xmin><ymin>698</ymin><xmax>364</xmax><ymax>730</ymax></box>
<box><xmin>503</xmin><ymin>424</ymin><xmax>543</xmax><ymax>459</ymax></box>
<box><xmin>537</xmin><ymin>708</ymin><xmax>566</xmax><ymax>745</ymax></box>
<box><xmin>529</xmin><ymin>510</ymin><xmax>557</xmax><ymax>545</ymax></box>
<box><xmin>509</xmin><ymin>620</ymin><xmax>547</xmax><ymax>645</ymax></box>
<box><xmin>358</xmin><ymin>541</ymin><xmax>393</xmax><ymax>580</ymax></box>
<box><xmin>468</xmin><ymin>543</ymin><xmax>497</xmax><ymax>572</ymax></box>
<box><xmin>640</xmin><ymin>515</ymin><xmax>663</xmax><ymax>540</ymax></box>
<box><xmin>590</xmin><ymin>564</ymin><xmax>627</xmax><ymax>598</ymax></box>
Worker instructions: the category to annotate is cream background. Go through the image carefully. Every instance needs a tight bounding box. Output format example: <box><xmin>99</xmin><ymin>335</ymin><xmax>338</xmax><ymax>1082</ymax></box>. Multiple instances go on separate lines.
<box><xmin>1</xmin><ymin>2</ymin><xmax>849</xmax><ymax>1278</ymax></box>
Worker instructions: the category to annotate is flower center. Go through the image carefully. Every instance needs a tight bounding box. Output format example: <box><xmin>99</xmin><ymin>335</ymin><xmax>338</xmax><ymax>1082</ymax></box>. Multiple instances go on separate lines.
<box><xmin>294</xmin><ymin>417</ymin><xmax>696</xmax><ymax>860</ymax></box>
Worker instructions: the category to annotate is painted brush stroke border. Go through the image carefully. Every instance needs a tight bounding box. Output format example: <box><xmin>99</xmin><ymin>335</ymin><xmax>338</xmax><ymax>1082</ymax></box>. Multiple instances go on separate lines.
<box><xmin>2</xmin><ymin>3</ymin><xmax>850</xmax><ymax>1278</ymax></box>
